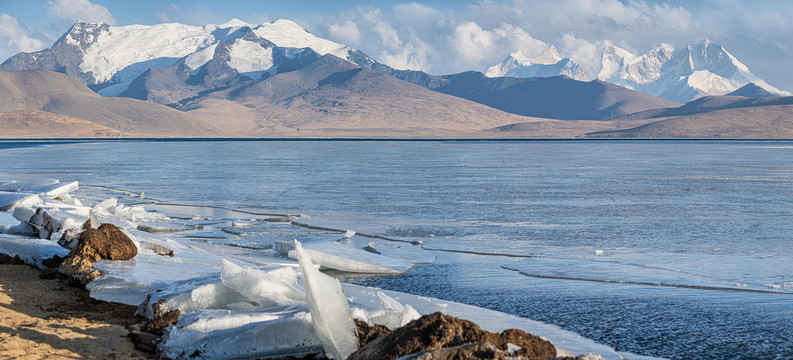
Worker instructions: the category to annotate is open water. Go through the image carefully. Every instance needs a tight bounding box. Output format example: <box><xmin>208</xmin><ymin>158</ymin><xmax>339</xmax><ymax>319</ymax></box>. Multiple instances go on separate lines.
<box><xmin>1</xmin><ymin>139</ymin><xmax>791</xmax><ymax>359</ymax></box>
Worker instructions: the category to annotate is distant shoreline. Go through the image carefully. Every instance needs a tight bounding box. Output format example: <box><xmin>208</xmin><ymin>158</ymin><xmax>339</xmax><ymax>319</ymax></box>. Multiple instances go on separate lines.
<box><xmin>3</xmin><ymin>137</ymin><xmax>793</xmax><ymax>143</ymax></box>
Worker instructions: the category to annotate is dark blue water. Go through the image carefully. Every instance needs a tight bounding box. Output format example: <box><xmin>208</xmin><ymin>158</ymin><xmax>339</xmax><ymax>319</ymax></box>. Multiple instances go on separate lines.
<box><xmin>1</xmin><ymin>139</ymin><xmax>791</xmax><ymax>359</ymax></box>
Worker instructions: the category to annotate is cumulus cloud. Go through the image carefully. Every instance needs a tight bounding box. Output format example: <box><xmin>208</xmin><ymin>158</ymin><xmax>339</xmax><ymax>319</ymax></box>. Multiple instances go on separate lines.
<box><xmin>46</xmin><ymin>0</ymin><xmax>115</xmax><ymax>25</ymax></box>
<box><xmin>449</xmin><ymin>21</ymin><xmax>495</xmax><ymax>64</ymax></box>
<box><xmin>493</xmin><ymin>24</ymin><xmax>549</xmax><ymax>59</ymax></box>
<box><xmin>558</xmin><ymin>32</ymin><xmax>605</xmax><ymax>78</ymax></box>
<box><xmin>0</xmin><ymin>14</ymin><xmax>45</xmax><ymax>58</ymax></box>
<box><xmin>305</xmin><ymin>1</ymin><xmax>793</xmax><ymax>90</ymax></box>
<box><xmin>328</xmin><ymin>20</ymin><xmax>361</xmax><ymax>45</ymax></box>
<box><xmin>325</xmin><ymin>8</ymin><xmax>436</xmax><ymax>71</ymax></box>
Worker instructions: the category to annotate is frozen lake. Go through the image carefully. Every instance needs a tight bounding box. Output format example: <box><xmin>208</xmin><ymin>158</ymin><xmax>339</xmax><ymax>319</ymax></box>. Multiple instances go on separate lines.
<box><xmin>1</xmin><ymin>139</ymin><xmax>792</xmax><ymax>359</ymax></box>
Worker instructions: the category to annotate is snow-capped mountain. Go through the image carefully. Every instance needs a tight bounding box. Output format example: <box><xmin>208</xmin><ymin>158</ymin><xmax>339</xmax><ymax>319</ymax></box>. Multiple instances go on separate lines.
<box><xmin>485</xmin><ymin>46</ymin><xmax>590</xmax><ymax>81</ymax></box>
<box><xmin>0</xmin><ymin>18</ymin><xmax>376</xmax><ymax>97</ymax></box>
<box><xmin>597</xmin><ymin>39</ymin><xmax>791</xmax><ymax>102</ymax></box>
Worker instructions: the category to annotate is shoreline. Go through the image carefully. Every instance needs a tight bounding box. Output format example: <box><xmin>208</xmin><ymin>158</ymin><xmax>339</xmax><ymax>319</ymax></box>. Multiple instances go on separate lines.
<box><xmin>0</xmin><ymin>260</ymin><xmax>153</xmax><ymax>359</ymax></box>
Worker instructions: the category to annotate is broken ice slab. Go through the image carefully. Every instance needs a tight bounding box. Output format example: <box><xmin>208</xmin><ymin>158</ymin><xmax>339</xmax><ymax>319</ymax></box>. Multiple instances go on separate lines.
<box><xmin>0</xmin><ymin>233</ymin><xmax>70</xmax><ymax>268</ymax></box>
<box><xmin>0</xmin><ymin>179</ymin><xmax>79</xmax><ymax>197</ymax></box>
<box><xmin>361</xmin><ymin>241</ymin><xmax>436</xmax><ymax>264</ymax></box>
<box><xmin>0</xmin><ymin>192</ymin><xmax>42</xmax><ymax>212</ymax></box>
<box><xmin>220</xmin><ymin>259</ymin><xmax>306</xmax><ymax>308</ymax></box>
<box><xmin>296</xmin><ymin>241</ymin><xmax>359</xmax><ymax>359</ymax></box>
<box><xmin>160</xmin><ymin>312</ymin><xmax>322</xmax><ymax>360</ymax></box>
<box><xmin>280</xmin><ymin>241</ymin><xmax>413</xmax><ymax>275</ymax></box>
<box><xmin>12</xmin><ymin>203</ymin><xmax>89</xmax><ymax>239</ymax></box>
<box><xmin>502</xmin><ymin>252</ymin><xmax>793</xmax><ymax>294</ymax></box>
<box><xmin>137</xmin><ymin>223</ymin><xmax>194</xmax><ymax>233</ymax></box>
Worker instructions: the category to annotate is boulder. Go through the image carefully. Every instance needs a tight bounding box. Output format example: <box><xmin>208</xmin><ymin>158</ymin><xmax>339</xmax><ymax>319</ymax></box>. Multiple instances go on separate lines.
<box><xmin>484</xmin><ymin>328</ymin><xmax>557</xmax><ymax>360</ymax></box>
<box><xmin>399</xmin><ymin>341</ymin><xmax>505</xmax><ymax>360</ymax></box>
<box><xmin>348</xmin><ymin>312</ymin><xmax>556</xmax><ymax>360</ymax></box>
<box><xmin>355</xmin><ymin>319</ymin><xmax>392</xmax><ymax>346</ymax></box>
<box><xmin>60</xmin><ymin>223</ymin><xmax>137</xmax><ymax>276</ymax></box>
<box><xmin>145</xmin><ymin>300</ymin><xmax>180</xmax><ymax>333</ymax></box>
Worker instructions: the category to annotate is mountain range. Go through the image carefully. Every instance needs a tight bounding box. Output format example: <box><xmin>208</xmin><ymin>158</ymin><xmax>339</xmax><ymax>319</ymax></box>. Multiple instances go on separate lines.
<box><xmin>484</xmin><ymin>40</ymin><xmax>790</xmax><ymax>103</ymax></box>
<box><xmin>1</xmin><ymin>18</ymin><xmax>792</xmax><ymax>138</ymax></box>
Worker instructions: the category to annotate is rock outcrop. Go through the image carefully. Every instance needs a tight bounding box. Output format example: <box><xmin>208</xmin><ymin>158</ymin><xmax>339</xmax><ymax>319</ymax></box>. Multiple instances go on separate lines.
<box><xmin>60</xmin><ymin>222</ymin><xmax>137</xmax><ymax>276</ymax></box>
<box><xmin>348</xmin><ymin>312</ymin><xmax>556</xmax><ymax>360</ymax></box>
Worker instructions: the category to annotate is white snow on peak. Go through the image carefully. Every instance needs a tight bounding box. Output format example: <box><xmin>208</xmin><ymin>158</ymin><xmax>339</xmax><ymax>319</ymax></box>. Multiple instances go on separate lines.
<box><xmin>485</xmin><ymin>46</ymin><xmax>589</xmax><ymax>81</ymax></box>
<box><xmin>185</xmin><ymin>43</ymin><xmax>218</xmax><ymax>73</ymax></box>
<box><xmin>81</xmin><ymin>22</ymin><xmax>220</xmax><ymax>84</ymax></box>
<box><xmin>66</xmin><ymin>18</ymin><xmax>359</xmax><ymax>95</ymax></box>
<box><xmin>221</xmin><ymin>18</ymin><xmax>253</xmax><ymax>28</ymax></box>
<box><xmin>227</xmin><ymin>39</ymin><xmax>276</xmax><ymax>80</ymax></box>
<box><xmin>530</xmin><ymin>45</ymin><xmax>563</xmax><ymax>65</ymax></box>
<box><xmin>252</xmin><ymin>19</ymin><xmax>351</xmax><ymax>60</ymax></box>
<box><xmin>597</xmin><ymin>40</ymin><xmax>791</xmax><ymax>102</ymax></box>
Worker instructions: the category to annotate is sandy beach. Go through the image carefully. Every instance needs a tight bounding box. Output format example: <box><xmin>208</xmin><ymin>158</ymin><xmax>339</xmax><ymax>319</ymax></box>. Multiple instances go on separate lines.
<box><xmin>0</xmin><ymin>263</ymin><xmax>152</xmax><ymax>359</ymax></box>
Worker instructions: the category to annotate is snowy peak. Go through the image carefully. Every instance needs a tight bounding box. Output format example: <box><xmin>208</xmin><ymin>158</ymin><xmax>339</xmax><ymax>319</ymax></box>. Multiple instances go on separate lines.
<box><xmin>530</xmin><ymin>45</ymin><xmax>563</xmax><ymax>65</ymax></box>
<box><xmin>597</xmin><ymin>39</ymin><xmax>790</xmax><ymax>102</ymax></box>
<box><xmin>54</xmin><ymin>20</ymin><xmax>110</xmax><ymax>49</ymax></box>
<box><xmin>485</xmin><ymin>46</ymin><xmax>590</xmax><ymax>81</ymax></box>
<box><xmin>1</xmin><ymin>18</ymin><xmax>372</xmax><ymax>98</ymax></box>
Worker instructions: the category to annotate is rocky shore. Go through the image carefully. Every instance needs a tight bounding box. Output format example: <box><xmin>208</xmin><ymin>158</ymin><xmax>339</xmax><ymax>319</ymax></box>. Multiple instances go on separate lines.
<box><xmin>1</xmin><ymin>179</ymin><xmax>607</xmax><ymax>359</ymax></box>
<box><xmin>1</xmin><ymin>252</ymin><xmax>585</xmax><ymax>360</ymax></box>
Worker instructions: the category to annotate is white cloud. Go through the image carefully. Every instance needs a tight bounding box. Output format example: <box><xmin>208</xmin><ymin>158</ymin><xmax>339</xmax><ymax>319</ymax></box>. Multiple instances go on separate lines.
<box><xmin>46</xmin><ymin>0</ymin><xmax>115</xmax><ymax>25</ymax></box>
<box><xmin>493</xmin><ymin>24</ymin><xmax>549</xmax><ymax>58</ymax></box>
<box><xmin>305</xmin><ymin>1</ymin><xmax>793</xmax><ymax>90</ymax></box>
<box><xmin>328</xmin><ymin>20</ymin><xmax>361</xmax><ymax>45</ymax></box>
<box><xmin>449</xmin><ymin>21</ymin><xmax>494</xmax><ymax>64</ymax></box>
<box><xmin>155</xmin><ymin>11</ymin><xmax>169</xmax><ymax>23</ymax></box>
<box><xmin>330</xmin><ymin>8</ymin><xmax>436</xmax><ymax>71</ymax></box>
<box><xmin>558</xmin><ymin>32</ymin><xmax>604</xmax><ymax>78</ymax></box>
<box><xmin>0</xmin><ymin>14</ymin><xmax>45</xmax><ymax>58</ymax></box>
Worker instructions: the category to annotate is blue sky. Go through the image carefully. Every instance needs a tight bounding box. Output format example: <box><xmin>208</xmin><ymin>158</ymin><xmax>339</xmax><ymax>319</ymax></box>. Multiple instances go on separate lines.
<box><xmin>2</xmin><ymin>0</ymin><xmax>793</xmax><ymax>91</ymax></box>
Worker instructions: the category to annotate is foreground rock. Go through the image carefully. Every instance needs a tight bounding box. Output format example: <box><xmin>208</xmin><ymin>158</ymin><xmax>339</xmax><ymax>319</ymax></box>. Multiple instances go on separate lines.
<box><xmin>348</xmin><ymin>312</ymin><xmax>556</xmax><ymax>360</ymax></box>
<box><xmin>60</xmin><ymin>222</ymin><xmax>137</xmax><ymax>278</ymax></box>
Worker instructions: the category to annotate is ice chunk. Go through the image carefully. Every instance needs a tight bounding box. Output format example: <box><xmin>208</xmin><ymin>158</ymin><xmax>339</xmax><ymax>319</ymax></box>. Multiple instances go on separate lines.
<box><xmin>362</xmin><ymin>242</ymin><xmax>436</xmax><ymax>264</ymax></box>
<box><xmin>344</xmin><ymin>230</ymin><xmax>356</xmax><ymax>238</ymax></box>
<box><xmin>160</xmin><ymin>311</ymin><xmax>323</xmax><ymax>360</ymax></box>
<box><xmin>0</xmin><ymin>192</ymin><xmax>42</xmax><ymax>212</ymax></box>
<box><xmin>12</xmin><ymin>205</ymin><xmax>86</xmax><ymax>239</ymax></box>
<box><xmin>164</xmin><ymin>282</ymin><xmax>252</xmax><ymax>314</ymax></box>
<box><xmin>220</xmin><ymin>259</ymin><xmax>305</xmax><ymax>308</ymax></box>
<box><xmin>0</xmin><ymin>233</ymin><xmax>70</xmax><ymax>268</ymax></box>
<box><xmin>94</xmin><ymin>197</ymin><xmax>118</xmax><ymax>212</ymax></box>
<box><xmin>288</xmin><ymin>241</ymin><xmax>413</xmax><ymax>274</ymax></box>
<box><xmin>0</xmin><ymin>179</ymin><xmax>59</xmax><ymax>192</ymax></box>
<box><xmin>0</xmin><ymin>179</ymin><xmax>79</xmax><ymax>197</ymax></box>
<box><xmin>368</xmin><ymin>292</ymin><xmax>421</xmax><ymax>329</ymax></box>
<box><xmin>295</xmin><ymin>241</ymin><xmax>359</xmax><ymax>359</ymax></box>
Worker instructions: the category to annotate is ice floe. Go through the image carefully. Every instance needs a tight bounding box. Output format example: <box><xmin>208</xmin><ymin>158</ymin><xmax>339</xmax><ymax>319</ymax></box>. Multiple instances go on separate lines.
<box><xmin>0</xmin><ymin>177</ymin><xmax>646</xmax><ymax>359</ymax></box>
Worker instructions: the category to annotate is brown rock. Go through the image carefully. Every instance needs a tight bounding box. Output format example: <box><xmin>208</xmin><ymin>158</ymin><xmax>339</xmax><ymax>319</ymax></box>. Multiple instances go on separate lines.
<box><xmin>41</xmin><ymin>254</ymin><xmax>65</xmax><ymax>268</ymax></box>
<box><xmin>348</xmin><ymin>312</ymin><xmax>486</xmax><ymax>360</ymax></box>
<box><xmin>146</xmin><ymin>300</ymin><xmax>180</xmax><ymax>333</ymax></box>
<box><xmin>484</xmin><ymin>328</ymin><xmax>556</xmax><ymax>360</ymax></box>
<box><xmin>355</xmin><ymin>319</ymin><xmax>392</xmax><ymax>346</ymax></box>
<box><xmin>400</xmin><ymin>341</ymin><xmax>505</xmax><ymax>360</ymax></box>
<box><xmin>348</xmin><ymin>313</ymin><xmax>556</xmax><ymax>360</ymax></box>
<box><xmin>80</xmin><ymin>223</ymin><xmax>138</xmax><ymax>260</ymax></box>
<box><xmin>60</xmin><ymin>223</ymin><xmax>138</xmax><ymax>276</ymax></box>
<box><xmin>139</xmin><ymin>241</ymin><xmax>174</xmax><ymax>257</ymax></box>
<box><xmin>0</xmin><ymin>254</ymin><xmax>25</xmax><ymax>264</ymax></box>
<box><xmin>129</xmin><ymin>330</ymin><xmax>159</xmax><ymax>354</ymax></box>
